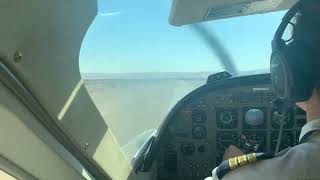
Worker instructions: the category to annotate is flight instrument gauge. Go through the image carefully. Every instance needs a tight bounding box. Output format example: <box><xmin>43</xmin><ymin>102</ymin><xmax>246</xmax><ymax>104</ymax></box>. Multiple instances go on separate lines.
<box><xmin>192</xmin><ymin>126</ymin><xmax>207</xmax><ymax>139</ymax></box>
<box><xmin>217</xmin><ymin>109</ymin><xmax>238</xmax><ymax>129</ymax></box>
<box><xmin>243</xmin><ymin>108</ymin><xmax>266</xmax><ymax>129</ymax></box>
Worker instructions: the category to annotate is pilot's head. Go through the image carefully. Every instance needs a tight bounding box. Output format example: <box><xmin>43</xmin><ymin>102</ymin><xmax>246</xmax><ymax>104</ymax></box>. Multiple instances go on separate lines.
<box><xmin>293</xmin><ymin>0</ymin><xmax>320</xmax><ymax>118</ymax></box>
<box><xmin>271</xmin><ymin>0</ymin><xmax>320</xmax><ymax>104</ymax></box>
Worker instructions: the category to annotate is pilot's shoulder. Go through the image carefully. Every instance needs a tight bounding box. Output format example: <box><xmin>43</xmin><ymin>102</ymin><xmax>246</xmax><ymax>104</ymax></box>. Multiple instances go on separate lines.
<box><xmin>215</xmin><ymin>152</ymin><xmax>277</xmax><ymax>180</ymax></box>
<box><xmin>222</xmin><ymin>143</ymin><xmax>320</xmax><ymax>180</ymax></box>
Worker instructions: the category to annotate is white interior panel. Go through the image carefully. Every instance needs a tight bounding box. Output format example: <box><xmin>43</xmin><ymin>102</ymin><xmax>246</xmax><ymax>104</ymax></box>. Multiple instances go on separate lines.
<box><xmin>169</xmin><ymin>0</ymin><xmax>298</xmax><ymax>26</ymax></box>
<box><xmin>0</xmin><ymin>83</ymin><xmax>84</xmax><ymax>180</ymax></box>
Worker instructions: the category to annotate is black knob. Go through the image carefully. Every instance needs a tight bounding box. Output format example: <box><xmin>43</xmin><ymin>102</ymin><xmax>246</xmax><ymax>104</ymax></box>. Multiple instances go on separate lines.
<box><xmin>181</xmin><ymin>143</ymin><xmax>195</xmax><ymax>155</ymax></box>
<box><xmin>198</xmin><ymin>145</ymin><xmax>206</xmax><ymax>153</ymax></box>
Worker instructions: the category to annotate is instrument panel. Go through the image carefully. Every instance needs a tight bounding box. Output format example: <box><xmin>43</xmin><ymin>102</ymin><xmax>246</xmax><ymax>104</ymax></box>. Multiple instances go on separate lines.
<box><xmin>156</xmin><ymin>77</ymin><xmax>306</xmax><ymax>180</ymax></box>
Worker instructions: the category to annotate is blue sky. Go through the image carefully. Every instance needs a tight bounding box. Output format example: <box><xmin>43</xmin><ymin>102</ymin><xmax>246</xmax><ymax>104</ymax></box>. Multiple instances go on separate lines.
<box><xmin>79</xmin><ymin>0</ymin><xmax>286</xmax><ymax>74</ymax></box>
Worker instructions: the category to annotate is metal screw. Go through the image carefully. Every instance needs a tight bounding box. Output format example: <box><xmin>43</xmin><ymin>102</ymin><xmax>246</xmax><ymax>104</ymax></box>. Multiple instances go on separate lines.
<box><xmin>84</xmin><ymin>142</ymin><xmax>89</xmax><ymax>150</ymax></box>
<box><xmin>13</xmin><ymin>50</ymin><xmax>23</xmax><ymax>63</ymax></box>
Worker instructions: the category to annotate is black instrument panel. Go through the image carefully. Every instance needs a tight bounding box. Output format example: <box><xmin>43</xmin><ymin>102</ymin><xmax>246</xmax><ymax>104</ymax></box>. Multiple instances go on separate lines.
<box><xmin>156</xmin><ymin>75</ymin><xmax>306</xmax><ymax>180</ymax></box>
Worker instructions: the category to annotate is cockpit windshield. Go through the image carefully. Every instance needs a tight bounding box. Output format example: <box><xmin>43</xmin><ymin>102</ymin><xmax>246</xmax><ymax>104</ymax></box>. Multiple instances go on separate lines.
<box><xmin>79</xmin><ymin>0</ymin><xmax>285</xmax><ymax>161</ymax></box>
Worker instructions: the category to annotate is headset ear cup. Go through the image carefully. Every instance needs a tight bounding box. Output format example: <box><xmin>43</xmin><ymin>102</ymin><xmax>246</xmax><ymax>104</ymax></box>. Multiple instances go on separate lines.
<box><xmin>284</xmin><ymin>42</ymin><xmax>315</xmax><ymax>102</ymax></box>
<box><xmin>271</xmin><ymin>39</ymin><xmax>293</xmax><ymax>100</ymax></box>
<box><xmin>270</xmin><ymin>39</ymin><xmax>315</xmax><ymax>102</ymax></box>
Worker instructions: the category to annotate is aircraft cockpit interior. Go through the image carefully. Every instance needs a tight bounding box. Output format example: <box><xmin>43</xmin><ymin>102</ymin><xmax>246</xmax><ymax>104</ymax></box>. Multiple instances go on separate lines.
<box><xmin>1</xmin><ymin>0</ymin><xmax>313</xmax><ymax>180</ymax></box>
<box><xmin>142</xmin><ymin>73</ymin><xmax>306</xmax><ymax>180</ymax></box>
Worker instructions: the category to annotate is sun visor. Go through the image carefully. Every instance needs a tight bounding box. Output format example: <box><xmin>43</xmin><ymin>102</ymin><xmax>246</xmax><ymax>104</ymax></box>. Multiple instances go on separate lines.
<box><xmin>169</xmin><ymin>0</ymin><xmax>298</xmax><ymax>26</ymax></box>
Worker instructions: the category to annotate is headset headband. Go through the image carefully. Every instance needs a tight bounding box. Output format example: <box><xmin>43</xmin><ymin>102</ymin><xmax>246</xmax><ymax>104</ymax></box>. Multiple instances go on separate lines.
<box><xmin>274</xmin><ymin>0</ymin><xmax>304</xmax><ymax>41</ymax></box>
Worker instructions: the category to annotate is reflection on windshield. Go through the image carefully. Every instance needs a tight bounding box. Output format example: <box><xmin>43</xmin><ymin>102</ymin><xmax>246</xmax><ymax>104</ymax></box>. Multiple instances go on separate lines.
<box><xmin>83</xmin><ymin>77</ymin><xmax>206</xmax><ymax>160</ymax></box>
<box><xmin>80</xmin><ymin>0</ymin><xmax>284</xmax><ymax>161</ymax></box>
<box><xmin>123</xmin><ymin>128</ymin><xmax>156</xmax><ymax>163</ymax></box>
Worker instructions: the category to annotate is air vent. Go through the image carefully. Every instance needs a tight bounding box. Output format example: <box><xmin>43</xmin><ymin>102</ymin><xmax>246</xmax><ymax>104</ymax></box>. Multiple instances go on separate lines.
<box><xmin>206</xmin><ymin>2</ymin><xmax>251</xmax><ymax>19</ymax></box>
<box><xmin>206</xmin><ymin>0</ymin><xmax>282</xmax><ymax>20</ymax></box>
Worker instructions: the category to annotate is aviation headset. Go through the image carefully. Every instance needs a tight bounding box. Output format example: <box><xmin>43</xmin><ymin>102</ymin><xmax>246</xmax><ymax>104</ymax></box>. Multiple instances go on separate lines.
<box><xmin>271</xmin><ymin>0</ymin><xmax>320</xmax><ymax>102</ymax></box>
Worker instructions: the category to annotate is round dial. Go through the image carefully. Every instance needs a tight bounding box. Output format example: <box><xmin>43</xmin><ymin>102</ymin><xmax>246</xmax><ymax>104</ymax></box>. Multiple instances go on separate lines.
<box><xmin>219</xmin><ymin>111</ymin><xmax>234</xmax><ymax>125</ymax></box>
<box><xmin>245</xmin><ymin>109</ymin><xmax>265</xmax><ymax>127</ymax></box>
<box><xmin>217</xmin><ymin>109</ymin><xmax>237</xmax><ymax>129</ymax></box>
<box><xmin>192</xmin><ymin>126</ymin><xmax>207</xmax><ymax>139</ymax></box>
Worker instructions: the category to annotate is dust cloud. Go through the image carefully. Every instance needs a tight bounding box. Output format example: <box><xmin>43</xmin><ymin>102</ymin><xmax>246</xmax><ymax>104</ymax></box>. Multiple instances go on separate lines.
<box><xmin>84</xmin><ymin>78</ymin><xmax>205</xmax><ymax>158</ymax></box>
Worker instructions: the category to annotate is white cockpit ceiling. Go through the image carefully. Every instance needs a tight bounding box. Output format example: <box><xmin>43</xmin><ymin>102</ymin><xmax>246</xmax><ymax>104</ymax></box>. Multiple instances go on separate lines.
<box><xmin>169</xmin><ymin>0</ymin><xmax>298</xmax><ymax>26</ymax></box>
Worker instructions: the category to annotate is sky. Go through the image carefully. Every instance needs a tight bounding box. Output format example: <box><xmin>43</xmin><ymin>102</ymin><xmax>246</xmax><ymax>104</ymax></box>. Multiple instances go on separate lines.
<box><xmin>79</xmin><ymin>0</ymin><xmax>286</xmax><ymax>74</ymax></box>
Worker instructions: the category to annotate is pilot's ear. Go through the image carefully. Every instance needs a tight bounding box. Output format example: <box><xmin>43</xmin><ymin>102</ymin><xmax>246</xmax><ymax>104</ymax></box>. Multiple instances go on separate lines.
<box><xmin>296</xmin><ymin>102</ymin><xmax>307</xmax><ymax>111</ymax></box>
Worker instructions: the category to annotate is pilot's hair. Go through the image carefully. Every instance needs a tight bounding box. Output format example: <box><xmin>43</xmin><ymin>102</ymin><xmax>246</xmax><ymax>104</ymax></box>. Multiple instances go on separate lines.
<box><xmin>294</xmin><ymin>0</ymin><xmax>320</xmax><ymax>90</ymax></box>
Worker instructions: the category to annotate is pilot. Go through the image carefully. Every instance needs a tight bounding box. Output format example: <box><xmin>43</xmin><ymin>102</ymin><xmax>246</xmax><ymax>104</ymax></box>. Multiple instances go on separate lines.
<box><xmin>205</xmin><ymin>0</ymin><xmax>320</xmax><ymax>179</ymax></box>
